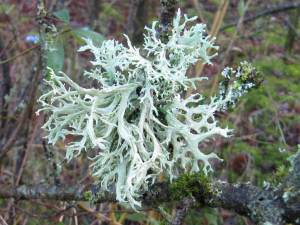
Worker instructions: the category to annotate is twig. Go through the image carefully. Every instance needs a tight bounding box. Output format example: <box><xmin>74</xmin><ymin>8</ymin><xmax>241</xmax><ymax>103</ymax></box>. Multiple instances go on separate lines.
<box><xmin>187</xmin><ymin>0</ymin><xmax>229</xmax><ymax>97</ymax></box>
<box><xmin>0</xmin><ymin>36</ymin><xmax>11</xmax><ymax>132</ymax></box>
<box><xmin>0</xmin><ymin>45</ymin><xmax>39</xmax><ymax>65</ymax></box>
<box><xmin>221</xmin><ymin>1</ymin><xmax>300</xmax><ymax>31</ymax></box>
<box><xmin>210</xmin><ymin>0</ymin><xmax>251</xmax><ymax>96</ymax></box>
<box><xmin>125</xmin><ymin>0</ymin><xmax>144</xmax><ymax>40</ymax></box>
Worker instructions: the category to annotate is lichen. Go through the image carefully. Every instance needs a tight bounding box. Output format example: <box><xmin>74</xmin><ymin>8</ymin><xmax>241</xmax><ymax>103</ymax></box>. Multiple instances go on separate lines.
<box><xmin>37</xmin><ymin>9</ymin><xmax>259</xmax><ymax>209</ymax></box>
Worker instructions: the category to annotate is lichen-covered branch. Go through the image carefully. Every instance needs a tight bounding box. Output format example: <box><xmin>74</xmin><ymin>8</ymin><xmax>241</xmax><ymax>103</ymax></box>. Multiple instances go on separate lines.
<box><xmin>0</xmin><ymin>177</ymin><xmax>300</xmax><ymax>225</ymax></box>
<box><xmin>1</xmin><ymin>157</ymin><xmax>299</xmax><ymax>225</ymax></box>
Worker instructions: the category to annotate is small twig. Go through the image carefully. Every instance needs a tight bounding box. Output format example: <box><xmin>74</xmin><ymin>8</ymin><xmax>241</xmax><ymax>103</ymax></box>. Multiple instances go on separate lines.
<box><xmin>0</xmin><ymin>36</ymin><xmax>11</xmax><ymax>132</ymax></box>
<box><xmin>221</xmin><ymin>1</ymin><xmax>300</xmax><ymax>31</ymax></box>
<box><xmin>284</xmin><ymin>7</ymin><xmax>300</xmax><ymax>53</ymax></box>
<box><xmin>0</xmin><ymin>45</ymin><xmax>39</xmax><ymax>65</ymax></box>
<box><xmin>191</xmin><ymin>0</ymin><xmax>205</xmax><ymax>23</ymax></box>
<box><xmin>188</xmin><ymin>0</ymin><xmax>229</xmax><ymax>97</ymax></box>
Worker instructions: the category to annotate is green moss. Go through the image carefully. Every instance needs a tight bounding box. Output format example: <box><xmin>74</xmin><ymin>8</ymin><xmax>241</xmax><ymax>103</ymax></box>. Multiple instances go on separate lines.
<box><xmin>170</xmin><ymin>172</ymin><xmax>212</xmax><ymax>203</ymax></box>
<box><xmin>221</xmin><ymin>140</ymin><xmax>292</xmax><ymax>186</ymax></box>
<box><xmin>83</xmin><ymin>190</ymin><xmax>93</xmax><ymax>201</ymax></box>
<box><xmin>158</xmin><ymin>220</ymin><xmax>170</xmax><ymax>225</ymax></box>
<box><xmin>238</xmin><ymin>62</ymin><xmax>263</xmax><ymax>87</ymax></box>
<box><xmin>273</xmin><ymin>165</ymin><xmax>289</xmax><ymax>184</ymax></box>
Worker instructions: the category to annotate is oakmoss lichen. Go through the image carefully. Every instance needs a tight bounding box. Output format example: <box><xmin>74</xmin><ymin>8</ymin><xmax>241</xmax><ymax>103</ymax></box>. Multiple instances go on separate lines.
<box><xmin>38</xmin><ymin>9</ymin><xmax>259</xmax><ymax>209</ymax></box>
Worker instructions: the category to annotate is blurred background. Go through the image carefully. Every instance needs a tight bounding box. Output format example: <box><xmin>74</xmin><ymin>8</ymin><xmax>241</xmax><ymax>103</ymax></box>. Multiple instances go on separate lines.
<box><xmin>0</xmin><ymin>0</ymin><xmax>299</xmax><ymax>224</ymax></box>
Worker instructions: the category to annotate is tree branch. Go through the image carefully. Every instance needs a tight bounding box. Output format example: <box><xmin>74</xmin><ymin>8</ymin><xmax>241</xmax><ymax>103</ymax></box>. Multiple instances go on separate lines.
<box><xmin>0</xmin><ymin>177</ymin><xmax>300</xmax><ymax>225</ymax></box>
<box><xmin>222</xmin><ymin>1</ymin><xmax>300</xmax><ymax>31</ymax></box>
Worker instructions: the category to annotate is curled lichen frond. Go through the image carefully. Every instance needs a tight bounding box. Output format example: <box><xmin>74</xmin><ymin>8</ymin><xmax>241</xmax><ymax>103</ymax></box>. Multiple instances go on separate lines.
<box><xmin>38</xmin><ymin>9</ymin><xmax>258</xmax><ymax>209</ymax></box>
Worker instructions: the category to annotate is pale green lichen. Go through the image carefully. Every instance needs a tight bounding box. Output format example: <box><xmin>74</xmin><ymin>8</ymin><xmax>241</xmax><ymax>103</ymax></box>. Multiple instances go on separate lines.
<box><xmin>37</xmin><ymin>9</ymin><xmax>257</xmax><ymax>209</ymax></box>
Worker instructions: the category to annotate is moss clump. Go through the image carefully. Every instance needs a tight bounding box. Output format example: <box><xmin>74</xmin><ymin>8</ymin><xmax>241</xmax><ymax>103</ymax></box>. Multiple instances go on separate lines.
<box><xmin>83</xmin><ymin>191</ymin><xmax>93</xmax><ymax>201</ymax></box>
<box><xmin>170</xmin><ymin>172</ymin><xmax>212</xmax><ymax>203</ymax></box>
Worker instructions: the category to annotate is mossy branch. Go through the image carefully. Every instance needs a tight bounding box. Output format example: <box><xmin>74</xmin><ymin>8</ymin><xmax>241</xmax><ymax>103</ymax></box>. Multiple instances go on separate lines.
<box><xmin>0</xmin><ymin>167</ymin><xmax>299</xmax><ymax>225</ymax></box>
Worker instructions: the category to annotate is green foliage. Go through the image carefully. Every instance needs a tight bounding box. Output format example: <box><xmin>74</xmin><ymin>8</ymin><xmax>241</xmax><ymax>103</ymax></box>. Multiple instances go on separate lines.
<box><xmin>46</xmin><ymin>37</ymin><xmax>65</xmax><ymax>73</ymax></box>
<box><xmin>72</xmin><ymin>27</ymin><xmax>105</xmax><ymax>45</ymax></box>
<box><xmin>53</xmin><ymin>8</ymin><xmax>70</xmax><ymax>23</ymax></box>
<box><xmin>43</xmin><ymin>8</ymin><xmax>105</xmax><ymax>74</ymax></box>
<box><xmin>170</xmin><ymin>172</ymin><xmax>211</xmax><ymax>201</ymax></box>
<box><xmin>185</xmin><ymin>208</ymin><xmax>223</xmax><ymax>225</ymax></box>
<box><xmin>237</xmin><ymin>0</ymin><xmax>246</xmax><ymax>17</ymax></box>
<box><xmin>83</xmin><ymin>190</ymin><xmax>93</xmax><ymax>201</ymax></box>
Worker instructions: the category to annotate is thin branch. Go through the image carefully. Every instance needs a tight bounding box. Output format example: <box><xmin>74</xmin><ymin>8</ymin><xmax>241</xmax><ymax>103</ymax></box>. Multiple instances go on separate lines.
<box><xmin>0</xmin><ymin>36</ymin><xmax>11</xmax><ymax>131</ymax></box>
<box><xmin>0</xmin><ymin>184</ymin><xmax>112</xmax><ymax>202</ymax></box>
<box><xmin>221</xmin><ymin>1</ymin><xmax>300</xmax><ymax>31</ymax></box>
<box><xmin>210</xmin><ymin>0</ymin><xmax>252</xmax><ymax>96</ymax></box>
<box><xmin>0</xmin><ymin>45</ymin><xmax>39</xmax><ymax>65</ymax></box>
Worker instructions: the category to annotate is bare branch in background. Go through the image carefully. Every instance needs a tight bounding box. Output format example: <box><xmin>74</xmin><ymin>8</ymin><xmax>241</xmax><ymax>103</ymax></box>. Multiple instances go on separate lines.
<box><xmin>210</xmin><ymin>0</ymin><xmax>252</xmax><ymax>96</ymax></box>
<box><xmin>222</xmin><ymin>1</ymin><xmax>300</xmax><ymax>31</ymax></box>
<box><xmin>125</xmin><ymin>0</ymin><xmax>144</xmax><ymax>40</ymax></box>
<box><xmin>159</xmin><ymin>0</ymin><xmax>178</xmax><ymax>43</ymax></box>
<box><xmin>37</xmin><ymin>0</ymin><xmax>48</xmax><ymax>79</ymax></box>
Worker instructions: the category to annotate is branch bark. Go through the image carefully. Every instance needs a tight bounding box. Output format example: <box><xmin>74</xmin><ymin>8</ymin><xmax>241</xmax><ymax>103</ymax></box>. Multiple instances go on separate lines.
<box><xmin>1</xmin><ymin>153</ymin><xmax>299</xmax><ymax>225</ymax></box>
